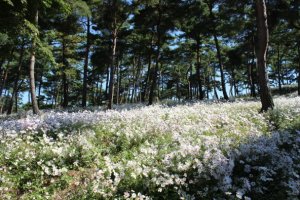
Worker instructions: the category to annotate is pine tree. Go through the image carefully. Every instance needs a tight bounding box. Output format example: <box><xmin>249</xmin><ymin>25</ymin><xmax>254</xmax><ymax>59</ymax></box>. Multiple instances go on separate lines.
<box><xmin>255</xmin><ymin>0</ymin><xmax>274</xmax><ymax>112</ymax></box>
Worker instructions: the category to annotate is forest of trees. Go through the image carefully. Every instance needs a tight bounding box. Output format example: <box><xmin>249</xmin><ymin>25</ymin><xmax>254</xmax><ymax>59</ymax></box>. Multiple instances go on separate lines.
<box><xmin>0</xmin><ymin>0</ymin><xmax>299</xmax><ymax>114</ymax></box>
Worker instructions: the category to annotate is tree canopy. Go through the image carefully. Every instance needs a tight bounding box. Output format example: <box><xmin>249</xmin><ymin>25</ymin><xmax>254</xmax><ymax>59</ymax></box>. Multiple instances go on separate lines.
<box><xmin>0</xmin><ymin>0</ymin><xmax>299</xmax><ymax>113</ymax></box>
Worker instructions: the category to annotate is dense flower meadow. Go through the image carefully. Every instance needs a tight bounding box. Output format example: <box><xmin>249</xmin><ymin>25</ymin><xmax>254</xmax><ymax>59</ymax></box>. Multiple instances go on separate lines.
<box><xmin>0</xmin><ymin>97</ymin><xmax>300</xmax><ymax>199</ymax></box>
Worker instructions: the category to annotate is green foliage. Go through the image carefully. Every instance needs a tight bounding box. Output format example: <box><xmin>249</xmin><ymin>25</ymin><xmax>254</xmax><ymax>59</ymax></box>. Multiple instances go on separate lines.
<box><xmin>3</xmin><ymin>0</ymin><xmax>14</xmax><ymax>6</ymax></box>
<box><xmin>269</xmin><ymin>108</ymin><xmax>300</xmax><ymax>131</ymax></box>
<box><xmin>0</xmin><ymin>0</ymin><xmax>299</xmax><ymax>118</ymax></box>
<box><xmin>0</xmin><ymin>33</ymin><xmax>9</xmax><ymax>46</ymax></box>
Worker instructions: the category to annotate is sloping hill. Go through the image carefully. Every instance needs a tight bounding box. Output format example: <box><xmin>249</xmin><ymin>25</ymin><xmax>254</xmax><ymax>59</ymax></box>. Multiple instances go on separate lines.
<box><xmin>0</xmin><ymin>97</ymin><xmax>299</xmax><ymax>199</ymax></box>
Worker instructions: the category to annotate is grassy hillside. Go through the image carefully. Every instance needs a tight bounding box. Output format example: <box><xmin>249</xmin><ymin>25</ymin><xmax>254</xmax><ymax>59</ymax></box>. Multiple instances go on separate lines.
<box><xmin>0</xmin><ymin>97</ymin><xmax>300</xmax><ymax>199</ymax></box>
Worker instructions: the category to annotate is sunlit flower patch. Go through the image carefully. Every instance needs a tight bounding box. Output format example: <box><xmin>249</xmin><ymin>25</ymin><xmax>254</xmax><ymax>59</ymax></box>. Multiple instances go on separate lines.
<box><xmin>0</xmin><ymin>97</ymin><xmax>299</xmax><ymax>199</ymax></box>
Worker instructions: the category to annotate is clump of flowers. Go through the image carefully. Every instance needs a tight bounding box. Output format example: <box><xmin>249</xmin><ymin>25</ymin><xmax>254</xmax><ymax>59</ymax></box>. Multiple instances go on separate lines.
<box><xmin>0</xmin><ymin>96</ymin><xmax>299</xmax><ymax>199</ymax></box>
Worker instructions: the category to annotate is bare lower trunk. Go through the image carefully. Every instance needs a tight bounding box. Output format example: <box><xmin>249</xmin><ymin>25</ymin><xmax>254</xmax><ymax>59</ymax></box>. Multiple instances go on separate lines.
<box><xmin>142</xmin><ymin>51</ymin><xmax>152</xmax><ymax>102</ymax></box>
<box><xmin>62</xmin><ymin>39</ymin><xmax>68</xmax><ymax>108</ymax></box>
<box><xmin>0</xmin><ymin>59</ymin><xmax>4</xmax><ymax>70</ymax></box>
<box><xmin>82</xmin><ymin>17</ymin><xmax>91</xmax><ymax>107</ymax></box>
<box><xmin>208</xmin><ymin>3</ymin><xmax>228</xmax><ymax>100</ymax></box>
<box><xmin>250</xmin><ymin>38</ymin><xmax>257</xmax><ymax>98</ymax></box>
<box><xmin>277</xmin><ymin>43</ymin><xmax>282</xmax><ymax>92</ymax></box>
<box><xmin>206</xmin><ymin>76</ymin><xmax>210</xmax><ymax>99</ymax></box>
<box><xmin>105</xmin><ymin>64</ymin><xmax>109</xmax><ymax>99</ymax></box>
<box><xmin>213</xmin><ymin>34</ymin><xmax>229</xmax><ymax>100</ymax></box>
<box><xmin>231</xmin><ymin>68</ymin><xmax>238</xmax><ymax>96</ymax></box>
<box><xmin>255</xmin><ymin>0</ymin><xmax>274</xmax><ymax>112</ymax></box>
<box><xmin>149</xmin><ymin>3</ymin><xmax>161</xmax><ymax>105</ymax></box>
<box><xmin>196</xmin><ymin>37</ymin><xmax>204</xmax><ymax>100</ymax></box>
<box><xmin>297</xmin><ymin>41</ymin><xmax>300</xmax><ymax>96</ymax></box>
<box><xmin>187</xmin><ymin>64</ymin><xmax>192</xmax><ymax>100</ymax></box>
<box><xmin>99</xmin><ymin>80</ymin><xmax>103</xmax><ymax>104</ymax></box>
<box><xmin>116</xmin><ymin>61</ymin><xmax>120</xmax><ymax>104</ymax></box>
<box><xmin>213</xmin><ymin>65</ymin><xmax>219</xmax><ymax>100</ymax></box>
<box><xmin>0</xmin><ymin>49</ymin><xmax>14</xmax><ymax>97</ymax></box>
<box><xmin>148</xmin><ymin>47</ymin><xmax>160</xmax><ymax>105</ymax></box>
<box><xmin>0</xmin><ymin>68</ymin><xmax>9</xmax><ymax>98</ymax></box>
<box><xmin>37</xmin><ymin>71</ymin><xmax>43</xmax><ymax>107</ymax></box>
<box><xmin>29</xmin><ymin>8</ymin><xmax>40</xmax><ymax>115</ymax></box>
<box><xmin>108</xmin><ymin>32</ymin><xmax>117</xmax><ymax>109</ymax></box>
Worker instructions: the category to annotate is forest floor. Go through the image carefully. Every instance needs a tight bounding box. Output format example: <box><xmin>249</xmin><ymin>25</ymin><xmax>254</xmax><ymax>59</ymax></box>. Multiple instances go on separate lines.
<box><xmin>0</xmin><ymin>94</ymin><xmax>300</xmax><ymax>199</ymax></box>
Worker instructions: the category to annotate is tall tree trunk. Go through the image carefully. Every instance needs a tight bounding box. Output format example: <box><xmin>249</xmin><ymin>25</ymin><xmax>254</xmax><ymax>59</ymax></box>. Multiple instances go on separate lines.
<box><xmin>255</xmin><ymin>0</ymin><xmax>274</xmax><ymax>112</ymax></box>
<box><xmin>105</xmin><ymin>64</ymin><xmax>109</xmax><ymax>99</ymax></box>
<box><xmin>149</xmin><ymin>3</ymin><xmax>161</xmax><ymax>105</ymax></box>
<box><xmin>0</xmin><ymin>70</ymin><xmax>8</xmax><ymax>98</ymax></box>
<box><xmin>99</xmin><ymin>79</ymin><xmax>103</xmax><ymax>104</ymax></box>
<box><xmin>131</xmin><ymin>56</ymin><xmax>140</xmax><ymax>103</ymax></box>
<box><xmin>62</xmin><ymin>39</ymin><xmax>68</xmax><ymax>108</ymax></box>
<box><xmin>82</xmin><ymin>17</ymin><xmax>91</xmax><ymax>107</ymax></box>
<box><xmin>213</xmin><ymin>34</ymin><xmax>229</xmax><ymax>100</ymax></box>
<box><xmin>0</xmin><ymin>59</ymin><xmax>4</xmax><ymax>77</ymax></box>
<box><xmin>141</xmin><ymin>45</ymin><xmax>153</xmax><ymax>102</ymax></box>
<box><xmin>196</xmin><ymin>37</ymin><xmax>204</xmax><ymax>100</ymax></box>
<box><xmin>208</xmin><ymin>3</ymin><xmax>228</xmax><ymax>100</ymax></box>
<box><xmin>250</xmin><ymin>38</ymin><xmax>257</xmax><ymax>97</ymax></box>
<box><xmin>297</xmin><ymin>41</ymin><xmax>300</xmax><ymax>96</ymax></box>
<box><xmin>118</xmin><ymin>65</ymin><xmax>125</xmax><ymax>104</ymax></box>
<box><xmin>15</xmin><ymin>88</ymin><xmax>18</xmax><ymax>113</ymax></box>
<box><xmin>0</xmin><ymin>49</ymin><xmax>14</xmax><ymax>97</ymax></box>
<box><xmin>90</xmin><ymin>65</ymin><xmax>96</xmax><ymax>105</ymax></box>
<box><xmin>134</xmin><ymin>55</ymin><xmax>142</xmax><ymax>103</ymax></box>
<box><xmin>230</xmin><ymin>68</ymin><xmax>239</xmax><ymax>96</ymax></box>
<box><xmin>248</xmin><ymin>57</ymin><xmax>256</xmax><ymax>97</ymax></box>
<box><xmin>108</xmin><ymin>31</ymin><xmax>117</xmax><ymax>109</ymax></box>
<box><xmin>29</xmin><ymin>8</ymin><xmax>40</xmax><ymax>115</ymax></box>
<box><xmin>231</xmin><ymin>68</ymin><xmax>238</xmax><ymax>96</ymax></box>
<box><xmin>189</xmin><ymin>63</ymin><xmax>193</xmax><ymax>100</ymax></box>
<box><xmin>277</xmin><ymin>43</ymin><xmax>282</xmax><ymax>92</ymax></box>
<box><xmin>148</xmin><ymin>44</ymin><xmax>160</xmax><ymax>105</ymax></box>
<box><xmin>157</xmin><ymin>68</ymin><xmax>162</xmax><ymax>99</ymax></box>
<box><xmin>213</xmin><ymin>65</ymin><xmax>219</xmax><ymax>100</ymax></box>
<box><xmin>116</xmin><ymin>60</ymin><xmax>120</xmax><ymax>104</ymax></box>
<box><xmin>37</xmin><ymin>71</ymin><xmax>43</xmax><ymax>107</ymax></box>
<box><xmin>0</xmin><ymin>67</ymin><xmax>9</xmax><ymax>98</ymax></box>
<box><xmin>206</xmin><ymin>76</ymin><xmax>210</xmax><ymax>99</ymax></box>
<box><xmin>7</xmin><ymin>42</ymin><xmax>25</xmax><ymax>115</ymax></box>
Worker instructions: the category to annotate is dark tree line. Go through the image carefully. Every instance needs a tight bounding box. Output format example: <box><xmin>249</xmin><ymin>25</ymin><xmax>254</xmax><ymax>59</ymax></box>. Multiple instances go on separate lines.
<box><xmin>0</xmin><ymin>0</ymin><xmax>299</xmax><ymax>114</ymax></box>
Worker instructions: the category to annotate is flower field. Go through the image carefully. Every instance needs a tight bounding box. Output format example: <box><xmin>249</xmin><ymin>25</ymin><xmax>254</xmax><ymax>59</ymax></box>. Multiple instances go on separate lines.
<box><xmin>0</xmin><ymin>97</ymin><xmax>300</xmax><ymax>200</ymax></box>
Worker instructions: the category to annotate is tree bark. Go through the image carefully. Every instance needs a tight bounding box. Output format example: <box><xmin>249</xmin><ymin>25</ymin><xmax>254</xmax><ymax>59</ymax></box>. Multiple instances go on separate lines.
<box><xmin>141</xmin><ymin>40</ymin><xmax>153</xmax><ymax>102</ymax></box>
<box><xmin>29</xmin><ymin>8</ymin><xmax>40</xmax><ymax>115</ymax></box>
<box><xmin>297</xmin><ymin>41</ymin><xmax>300</xmax><ymax>96</ymax></box>
<box><xmin>148</xmin><ymin>42</ymin><xmax>160</xmax><ymax>105</ymax></box>
<box><xmin>82</xmin><ymin>17</ymin><xmax>91</xmax><ymax>107</ymax></box>
<box><xmin>37</xmin><ymin>70</ymin><xmax>43</xmax><ymax>107</ymax></box>
<box><xmin>0</xmin><ymin>49</ymin><xmax>15</xmax><ymax>98</ymax></box>
<box><xmin>62</xmin><ymin>39</ymin><xmax>69</xmax><ymax>108</ymax></box>
<box><xmin>116</xmin><ymin>60</ymin><xmax>120</xmax><ymax>104</ymax></box>
<box><xmin>108</xmin><ymin>31</ymin><xmax>117</xmax><ymax>109</ymax></box>
<box><xmin>213</xmin><ymin>64</ymin><xmax>219</xmax><ymax>100</ymax></box>
<box><xmin>231</xmin><ymin>68</ymin><xmax>238</xmax><ymax>96</ymax></box>
<box><xmin>196</xmin><ymin>37</ymin><xmax>204</xmax><ymax>100</ymax></box>
<box><xmin>148</xmin><ymin>2</ymin><xmax>162</xmax><ymax>105</ymax></box>
<box><xmin>255</xmin><ymin>0</ymin><xmax>274</xmax><ymax>112</ymax></box>
<box><xmin>205</xmin><ymin>75</ymin><xmax>210</xmax><ymax>99</ymax></box>
<box><xmin>207</xmin><ymin>2</ymin><xmax>228</xmax><ymax>100</ymax></box>
<box><xmin>105</xmin><ymin>64</ymin><xmax>109</xmax><ymax>99</ymax></box>
<box><xmin>250</xmin><ymin>37</ymin><xmax>257</xmax><ymax>98</ymax></box>
<box><xmin>0</xmin><ymin>69</ymin><xmax>8</xmax><ymax>98</ymax></box>
<box><xmin>0</xmin><ymin>59</ymin><xmax>4</xmax><ymax>77</ymax></box>
<box><xmin>213</xmin><ymin>33</ymin><xmax>229</xmax><ymax>100</ymax></box>
<box><xmin>277</xmin><ymin>43</ymin><xmax>282</xmax><ymax>92</ymax></box>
